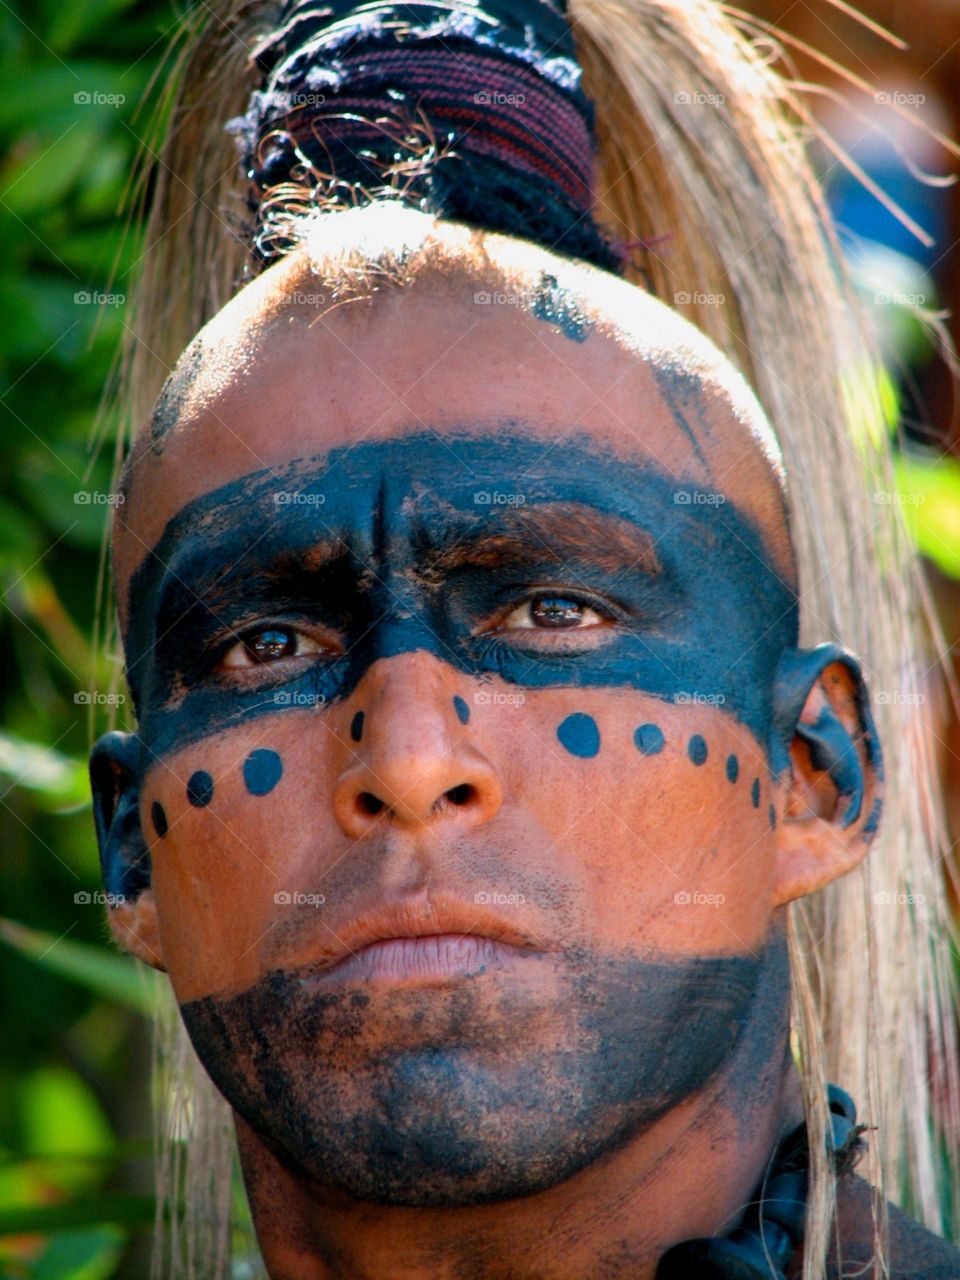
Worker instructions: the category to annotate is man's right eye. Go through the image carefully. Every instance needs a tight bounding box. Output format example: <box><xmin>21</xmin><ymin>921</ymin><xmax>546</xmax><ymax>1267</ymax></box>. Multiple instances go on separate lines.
<box><xmin>218</xmin><ymin>626</ymin><xmax>328</xmax><ymax>669</ymax></box>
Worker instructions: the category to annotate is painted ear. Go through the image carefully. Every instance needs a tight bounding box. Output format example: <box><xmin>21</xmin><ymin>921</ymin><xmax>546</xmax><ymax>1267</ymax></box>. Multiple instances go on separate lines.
<box><xmin>768</xmin><ymin>645</ymin><xmax>883</xmax><ymax>908</ymax></box>
<box><xmin>89</xmin><ymin>731</ymin><xmax>166</xmax><ymax>970</ymax></box>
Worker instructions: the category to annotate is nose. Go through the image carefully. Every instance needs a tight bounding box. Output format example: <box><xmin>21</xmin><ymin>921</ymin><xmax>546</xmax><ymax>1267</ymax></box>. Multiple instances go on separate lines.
<box><xmin>332</xmin><ymin>654</ymin><xmax>504</xmax><ymax>838</ymax></box>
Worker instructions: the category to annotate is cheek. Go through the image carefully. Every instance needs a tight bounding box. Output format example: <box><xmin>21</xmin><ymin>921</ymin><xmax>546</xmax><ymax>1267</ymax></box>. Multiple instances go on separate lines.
<box><xmin>498</xmin><ymin>690</ymin><xmax>779</xmax><ymax>953</ymax></box>
<box><xmin>142</xmin><ymin>710</ymin><xmax>341</xmax><ymax>1001</ymax></box>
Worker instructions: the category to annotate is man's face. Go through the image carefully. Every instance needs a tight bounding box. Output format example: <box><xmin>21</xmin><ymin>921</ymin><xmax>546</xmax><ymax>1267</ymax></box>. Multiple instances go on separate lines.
<box><xmin>107</xmin><ymin>248</ymin><xmax>803</xmax><ymax>1205</ymax></box>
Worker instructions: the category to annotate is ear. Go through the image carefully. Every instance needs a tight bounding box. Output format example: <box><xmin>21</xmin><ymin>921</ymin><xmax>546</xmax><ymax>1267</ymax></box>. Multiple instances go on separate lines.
<box><xmin>768</xmin><ymin>644</ymin><xmax>883</xmax><ymax>908</ymax></box>
<box><xmin>89</xmin><ymin>731</ymin><xmax>166</xmax><ymax>971</ymax></box>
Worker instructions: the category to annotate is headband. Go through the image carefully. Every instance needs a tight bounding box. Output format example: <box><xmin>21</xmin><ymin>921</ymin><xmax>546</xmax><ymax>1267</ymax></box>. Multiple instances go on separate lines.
<box><xmin>226</xmin><ymin>0</ymin><xmax>622</xmax><ymax>270</ymax></box>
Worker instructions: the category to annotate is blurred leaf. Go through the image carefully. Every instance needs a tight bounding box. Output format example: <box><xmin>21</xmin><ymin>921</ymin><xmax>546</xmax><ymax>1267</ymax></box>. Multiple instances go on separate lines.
<box><xmin>894</xmin><ymin>454</ymin><xmax>960</xmax><ymax>580</ymax></box>
<box><xmin>20</xmin><ymin>1068</ymin><xmax>112</xmax><ymax>1161</ymax></box>
<box><xmin>0</xmin><ymin>919</ymin><xmax>160</xmax><ymax>1015</ymax></box>
<box><xmin>0</xmin><ymin>733</ymin><xmax>88</xmax><ymax>809</ymax></box>
<box><xmin>27</xmin><ymin>1226</ymin><xmax>125</xmax><ymax>1280</ymax></box>
<box><xmin>0</xmin><ymin>1194</ymin><xmax>155</xmax><ymax>1234</ymax></box>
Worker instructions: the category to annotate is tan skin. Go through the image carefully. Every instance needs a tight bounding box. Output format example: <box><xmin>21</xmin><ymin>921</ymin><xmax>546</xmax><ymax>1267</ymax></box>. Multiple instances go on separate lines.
<box><xmin>95</xmin><ymin>223</ymin><xmax>887</xmax><ymax>1279</ymax></box>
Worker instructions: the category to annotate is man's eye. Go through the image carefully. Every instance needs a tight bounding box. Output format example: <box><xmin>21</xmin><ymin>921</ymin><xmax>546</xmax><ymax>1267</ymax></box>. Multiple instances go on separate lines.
<box><xmin>501</xmin><ymin>596</ymin><xmax>607</xmax><ymax>630</ymax></box>
<box><xmin>219</xmin><ymin>626</ymin><xmax>326</xmax><ymax>669</ymax></box>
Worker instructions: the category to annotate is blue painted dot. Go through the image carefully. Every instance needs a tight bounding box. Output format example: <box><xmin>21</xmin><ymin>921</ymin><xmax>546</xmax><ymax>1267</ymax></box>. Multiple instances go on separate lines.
<box><xmin>243</xmin><ymin>748</ymin><xmax>283</xmax><ymax>797</ymax></box>
<box><xmin>453</xmin><ymin>695</ymin><xmax>470</xmax><ymax>725</ymax></box>
<box><xmin>187</xmin><ymin>770</ymin><xmax>214</xmax><ymax>808</ymax></box>
<box><xmin>688</xmin><ymin>735</ymin><xmax>708</xmax><ymax>766</ymax></box>
<box><xmin>557</xmin><ymin>713</ymin><xmax>600</xmax><ymax>759</ymax></box>
<box><xmin>751</xmin><ymin>778</ymin><xmax>761</xmax><ymax>809</ymax></box>
<box><xmin>725</xmin><ymin>753</ymin><xmax>739</xmax><ymax>784</ymax></box>
<box><xmin>634</xmin><ymin>723</ymin><xmax>665</xmax><ymax>755</ymax></box>
<box><xmin>350</xmin><ymin>711</ymin><xmax>364</xmax><ymax>743</ymax></box>
<box><xmin>151</xmin><ymin>801</ymin><xmax>168</xmax><ymax>839</ymax></box>
<box><xmin>769</xmin><ymin>803</ymin><xmax>777</xmax><ymax>829</ymax></box>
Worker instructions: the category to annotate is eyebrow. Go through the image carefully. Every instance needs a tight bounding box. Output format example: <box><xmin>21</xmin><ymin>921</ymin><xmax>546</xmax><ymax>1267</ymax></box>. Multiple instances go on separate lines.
<box><xmin>421</xmin><ymin>502</ymin><xmax>662</xmax><ymax>579</ymax></box>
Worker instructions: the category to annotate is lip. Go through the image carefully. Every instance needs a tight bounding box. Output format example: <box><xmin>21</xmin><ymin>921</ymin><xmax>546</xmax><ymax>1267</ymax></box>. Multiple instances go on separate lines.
<box><xmin>290</xmin><ymin>893</ymin><xmax>550</xmax><ymax>984</ymax></box>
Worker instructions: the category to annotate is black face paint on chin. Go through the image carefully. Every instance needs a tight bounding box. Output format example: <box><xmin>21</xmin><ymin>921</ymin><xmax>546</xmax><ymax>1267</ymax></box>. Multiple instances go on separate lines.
<box><xmin>124</xmin><ymin>433</ymin><xmax>798</xmax><ymax>761</ymax></box>
<box><xmin>179</xmin><ymin>931</ymin><xmax>788</xmax><ymax>1207</ymax></box>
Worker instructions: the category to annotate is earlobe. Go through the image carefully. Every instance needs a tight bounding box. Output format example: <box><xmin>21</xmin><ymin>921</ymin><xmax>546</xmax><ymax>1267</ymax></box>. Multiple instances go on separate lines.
<box><xmin>89</xmin><ymin>731</ymin><xmax>166</xmax><ymax>971</ymax></box>
<box><xmin>768</xmin><ymin>645</ymin><xmax>883</xmax><ymax>908</ymax></box>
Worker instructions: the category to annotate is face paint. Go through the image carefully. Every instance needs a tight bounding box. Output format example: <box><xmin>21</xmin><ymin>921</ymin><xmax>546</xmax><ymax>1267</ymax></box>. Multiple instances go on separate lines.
<box><xmin>751</xmin><ymin>778</ymin><xmax>761</xmax><ymax>809</ymax></box>
<box><xmin>688</xmin><ymin>735</ymin><xmax>708</xmax><ymax>767</ymax></box>
<box><xmin>187</xmin><ymin>769</ymin><xmax>214</xmax><ymax>807</ymax></box>
<box><xmin>453</xmin><ymin>695</ymin><xmax>470</xmax><ymax>725</ymax></box>
<box><xmin>243</xmin><ymin>748</ymin><xmax>283</xmax><ymax>797</ymax></box>
<box><xmin>634</xmin><ymin>723</ymin><xmax>665</xmax><ymax>755</ymax></box>
<box><xmin>556</xmin><ymin>712</ymin><xmax>601</xmax><ymax>759</ymax></box>
<box><xmin>151</xmin><ymin>800</ymin><xmax>168</xmax><ymax>839</ymax></box>
<box><xmin>350</xmin><ymin>710</ymin><xmax>364</xmax><ymax>742</ymax></box>
<box><xmin>123</xmin><ymin>434</ymin><xmax>798</xmax><ymax>765</ymax></box>
<box><xmin>531</xmin><ymin>271</ymin><xmax>594</xmax><ymax>343</ymax></box>
<box><xmin>726</xmin><ymin>753</ymin><xmax>739</xmax><ymax>784</ymax></box>
<box><xmin>179</xmin><ymin>929</ymin><xmax>789</xmax><ymax>1206</ymax></box>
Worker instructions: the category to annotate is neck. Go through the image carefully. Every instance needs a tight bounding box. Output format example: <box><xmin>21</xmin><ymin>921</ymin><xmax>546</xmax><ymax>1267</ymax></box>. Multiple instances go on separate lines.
<box><xmin>235</xmin><ymin>935</ymin><xmax>802</xmax><ymax>1280</ymax></box>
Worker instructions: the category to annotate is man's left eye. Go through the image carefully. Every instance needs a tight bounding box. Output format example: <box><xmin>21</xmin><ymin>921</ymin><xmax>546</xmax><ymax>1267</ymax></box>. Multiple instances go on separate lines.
<box><xmin>219</xmin><ymin>626</ymin><xmax>327</xmax><ymax>669</ymax></box>
<box><xmin>500</xmin><ymin>596</ymin><xmax>607</xmax><ymax>630</ymax></box>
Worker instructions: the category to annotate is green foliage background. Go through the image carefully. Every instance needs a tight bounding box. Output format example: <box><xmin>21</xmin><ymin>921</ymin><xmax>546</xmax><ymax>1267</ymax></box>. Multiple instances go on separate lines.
<box><xmin>1</xmin><ymin>2</ymin><xmax>177</xmax><ymax>1276</ymax></box>
<box><xmin>2</xmin><ymin>2</ymin><xmax>960</xmax><ymax>1278</ymax></box>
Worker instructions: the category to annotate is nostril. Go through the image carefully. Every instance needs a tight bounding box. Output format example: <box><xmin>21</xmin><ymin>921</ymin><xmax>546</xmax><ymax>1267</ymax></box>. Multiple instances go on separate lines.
<box><xmin>445</xmin><ymin>783</ymin><xmax>476</xmax><ymax>807</ymax></box>
<box><xmin>357</xmin><ymin>791</ymin><xmax>385</xmax><ymax>816</ymax></box>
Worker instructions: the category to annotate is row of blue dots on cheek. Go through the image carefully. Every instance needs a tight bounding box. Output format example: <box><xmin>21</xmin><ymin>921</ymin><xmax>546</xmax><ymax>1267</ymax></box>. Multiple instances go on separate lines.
<box><xmin>152</xmin><ymin>749</ymin><xmax>285</xmax><ymax>838</ymax></box>
<box><xmin>556</xmin><ymin>714</ymin><xmax>762</xmax><ymax>802</ymax></box>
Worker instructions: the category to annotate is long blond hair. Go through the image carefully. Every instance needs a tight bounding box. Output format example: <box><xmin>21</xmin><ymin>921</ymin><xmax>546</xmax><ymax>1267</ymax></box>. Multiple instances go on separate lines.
<box><xmin>109</xmin><ymin>2</ymin><xmax>960</xmax><ymax>1276</ymax></box>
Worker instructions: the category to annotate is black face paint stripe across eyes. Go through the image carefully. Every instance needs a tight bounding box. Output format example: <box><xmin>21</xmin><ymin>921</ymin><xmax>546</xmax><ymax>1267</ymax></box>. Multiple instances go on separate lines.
<box><xmin>123</xmin><ymin>433</ymin><xmax>798</xmax><ymax>762</ymax></box>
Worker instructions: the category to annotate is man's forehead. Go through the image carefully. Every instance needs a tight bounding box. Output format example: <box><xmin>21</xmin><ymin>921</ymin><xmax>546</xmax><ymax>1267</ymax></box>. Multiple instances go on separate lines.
<box><xmin>114</xmin><ymin>259</ymin><xmax>793</xmax><ymax>612</ymax></box>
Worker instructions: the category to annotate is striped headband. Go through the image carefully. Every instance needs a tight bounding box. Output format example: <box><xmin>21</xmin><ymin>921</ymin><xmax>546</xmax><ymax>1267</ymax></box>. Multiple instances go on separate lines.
<box><xmin>226</xmin><ymin>0</ymin><xmax>622</xmax><ymax>270</ymax></box>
